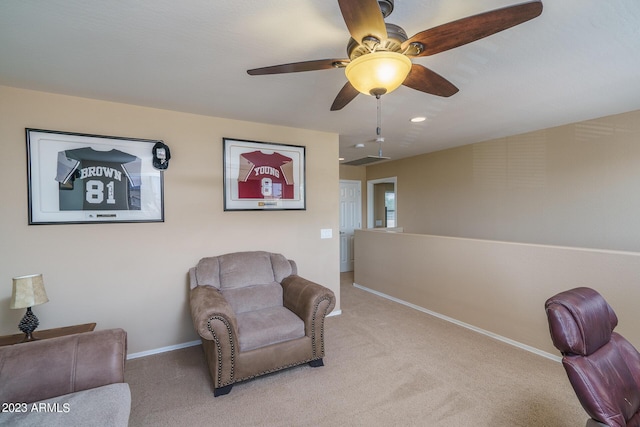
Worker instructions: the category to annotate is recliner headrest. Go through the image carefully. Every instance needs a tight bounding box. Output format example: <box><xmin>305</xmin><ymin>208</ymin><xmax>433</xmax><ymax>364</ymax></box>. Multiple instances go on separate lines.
<box><xmin>545</xmin><ymin>287</ymin><xmax>618</xmax><ymax>356</ymax></box>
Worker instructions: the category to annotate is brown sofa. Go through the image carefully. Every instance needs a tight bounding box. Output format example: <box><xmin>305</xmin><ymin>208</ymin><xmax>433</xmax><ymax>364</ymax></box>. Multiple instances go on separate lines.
<box><xmin>189</xmin><ymin>251</ymin><xmax>336</xmax><ymax>396</ymax></box>
<box><xmin>0</xmin><ymin>328</ymin><xmax>130</xmax><ymax>426</ymax></box>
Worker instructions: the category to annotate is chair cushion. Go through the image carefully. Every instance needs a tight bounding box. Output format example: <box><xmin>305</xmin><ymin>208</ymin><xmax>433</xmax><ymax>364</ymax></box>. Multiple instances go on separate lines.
<box><xmin>236</xmin><ymin>306</ymin><xmax>305</xmax><ymax>352</ymax></box>
<box><xmin>219</xmin><ymin>251</ymin><xmax>275</xmax><ymax>289</ymax></box>
<box><xmin>194</xmin><ymin>257</ymin><xmax>221</xmax><ymax>288</ymax></box>
<box><xmin>222</xmin><ymin>282</ymin><xmax>283</xmax><ymax>314</ymax></box>
<box><xmin>194</xmin><ymin>251</ymin><xmax>293</xmax><ymax>289</ymax></box>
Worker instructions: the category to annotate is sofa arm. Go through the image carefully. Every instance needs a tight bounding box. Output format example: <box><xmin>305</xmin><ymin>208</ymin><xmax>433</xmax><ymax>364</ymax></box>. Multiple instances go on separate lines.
<box><xmin>281</xmin><ymin>275</ymin><xmax>336</xmax><ymax>357</ymax></box>
<box><xmin>190</xmin><ymin>285</ymin><xmax>239</xmax><ymax>342</ymax></box>
<box><xmin>0</xmin><ymin>328</ymin><xmax>127</xmax><ymax>404</ymax></box>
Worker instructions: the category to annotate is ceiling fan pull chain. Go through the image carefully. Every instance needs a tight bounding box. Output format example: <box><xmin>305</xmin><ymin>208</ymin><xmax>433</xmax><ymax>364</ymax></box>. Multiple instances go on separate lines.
<box><xmin>376</xmin><ymin>94</ymin><xmax>384</xmax><ymax>157</ymax></box>
<box><xmin>376</xmin><ymin>94</ymin><xmax>381</xmax><ymax>138</ymax></box>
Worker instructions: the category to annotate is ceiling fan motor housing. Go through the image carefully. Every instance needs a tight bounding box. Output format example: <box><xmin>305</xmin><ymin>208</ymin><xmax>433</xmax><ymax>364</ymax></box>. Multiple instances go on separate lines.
<box><xmin>346</xmin><ymin>23</ymin><xmax>408</xmax><ymax>59</ymax></box>
<box><xmin>378</xmin><ymin>0</ymin><xmax>394</xmax><ymax>18</ymax></box>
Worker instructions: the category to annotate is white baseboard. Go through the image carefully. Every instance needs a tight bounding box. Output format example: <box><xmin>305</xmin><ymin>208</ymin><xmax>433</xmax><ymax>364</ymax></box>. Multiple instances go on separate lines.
<box><xmin>127</xmin><ymin>309</ymin><xmax>342</xmax><ymax>360</ymax></box>
<box><xmin>126</xmin><ymin>294</ymin><xmax>556</xmax><ymax>363</ymax></box>
<box><xmin>127</xmin><ymin>340</ymin><xmax>201</xmax><ymax>360</ymax></box>
<box><xmin>352</xmin><ymin>282</ymin><xmax>561</xmax><ymax>363</ymax></box>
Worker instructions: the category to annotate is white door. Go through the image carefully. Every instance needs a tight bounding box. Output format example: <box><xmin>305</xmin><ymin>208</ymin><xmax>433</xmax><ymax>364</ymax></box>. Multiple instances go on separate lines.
<box><xmin>339</xmin><ymin>180</ymin><xmax>361</xmax><ymax>272</ymax></box>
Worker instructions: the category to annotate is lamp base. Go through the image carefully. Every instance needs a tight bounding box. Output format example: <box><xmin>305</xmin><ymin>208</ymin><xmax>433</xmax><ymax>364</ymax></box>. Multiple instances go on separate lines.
<box><xmin>18</xmin><ymin>307</ymin><xmax>40</xmax><ymax>342</ymax></box>
<box><xmin>18</xmin><ymin>333</ymin><xmax>39</xmax><ymax>343</ymax></box>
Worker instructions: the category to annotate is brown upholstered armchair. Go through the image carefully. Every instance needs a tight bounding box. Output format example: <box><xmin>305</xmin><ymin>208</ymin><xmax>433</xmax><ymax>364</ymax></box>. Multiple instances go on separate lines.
<box><xmin>546</xmin><ymin>287</ymin><xmax>640</xmax><ymax>427</ymax></box>
<box><xmin>189</xmin><ymin>251</ymin><xmax>336</xmax><ymax>396</ymax></box>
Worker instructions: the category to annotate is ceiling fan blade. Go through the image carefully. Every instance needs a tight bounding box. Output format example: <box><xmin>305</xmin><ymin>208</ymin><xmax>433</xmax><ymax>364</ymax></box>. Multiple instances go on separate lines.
<box><xmin>247</xmin><ymin>59</ymin><xmax>349</xmax><ymax>75</ymax></box>
<box><xmin>331</xmin><ymin>81</ymin><xmax>360</xmax><ymax>111</ymax></box>
<box><xmin>402</xmin><ymin>1</ymin><xmax>543</xmax><ymax>57</ymax></box>
<box><xmin>338</xmin><ymin>0</ymin><xmax>387</xmax><ymax>44</ymax></box>
<box><xmin>402</xmin><ymin>64</ymin><xmax>459</xmax><ymax>97</ymax></box>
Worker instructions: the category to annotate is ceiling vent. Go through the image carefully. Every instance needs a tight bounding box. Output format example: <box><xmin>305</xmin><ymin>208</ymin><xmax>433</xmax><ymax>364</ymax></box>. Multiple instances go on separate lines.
<box><xmin>342</xmin><ymin>155</ymin><xmax>391</xmax><ymax>166</ymax></box>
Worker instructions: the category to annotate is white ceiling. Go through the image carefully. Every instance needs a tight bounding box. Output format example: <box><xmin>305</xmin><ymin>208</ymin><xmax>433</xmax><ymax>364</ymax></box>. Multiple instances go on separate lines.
<box><xmin>1</xmin><ymin>1</ymin><xmax>639</xmax><ymax>163</ymax></box>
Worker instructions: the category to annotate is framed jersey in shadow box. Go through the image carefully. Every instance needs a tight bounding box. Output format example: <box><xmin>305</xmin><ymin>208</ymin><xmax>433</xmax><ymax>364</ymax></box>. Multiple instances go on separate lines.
<box><xmin>26</xmin><ymin>128</ymin><xmax>164</xmax><ymax>224</ymax></box>
<box><xmin>223</xmin><ymin>138</ymin><xmax>305</xmax><ymax>211</ymax></box>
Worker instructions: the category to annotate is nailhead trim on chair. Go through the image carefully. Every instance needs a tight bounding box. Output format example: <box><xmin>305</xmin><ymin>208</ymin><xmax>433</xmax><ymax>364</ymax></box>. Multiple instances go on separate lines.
<box><xmin>311</xmin><ymin>295</ymin><xmax>332</xmax><ymax>358</ymax></box>
<box><xmin>234</xmin><ymin>357</ymin><xmax>322</xmax><ymax>383</ymax></box>
<box><xmin>207</xmin><ymin>315</ymin><xmax>235</xmax><ymax>388</ymax></box>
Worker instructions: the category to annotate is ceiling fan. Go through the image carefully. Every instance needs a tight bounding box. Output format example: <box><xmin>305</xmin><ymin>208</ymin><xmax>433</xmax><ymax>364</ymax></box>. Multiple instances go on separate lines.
<box><xmin>247</xmin><ymin>0</ymin><xmax>543</xmax><ymax>111</ymax></box>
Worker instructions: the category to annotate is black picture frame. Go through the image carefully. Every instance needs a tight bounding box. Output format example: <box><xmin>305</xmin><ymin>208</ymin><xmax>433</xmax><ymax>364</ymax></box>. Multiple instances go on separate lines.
<box><xmin>223</xmin><ymin>137</ymin><xmax>306</xmax><ymax>211</ymax></box>
<box><xmin>26</xmin><ymin>128</ymin><xmax>164</xmax><ymax>224</ymax></box>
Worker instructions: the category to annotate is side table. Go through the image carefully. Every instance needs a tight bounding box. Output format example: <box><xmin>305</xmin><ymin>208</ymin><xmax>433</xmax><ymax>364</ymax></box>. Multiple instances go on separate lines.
<box><xmin>0</xmin><ymin>322</ymin><xmax>96</xmax><ymax>347</ymax></box>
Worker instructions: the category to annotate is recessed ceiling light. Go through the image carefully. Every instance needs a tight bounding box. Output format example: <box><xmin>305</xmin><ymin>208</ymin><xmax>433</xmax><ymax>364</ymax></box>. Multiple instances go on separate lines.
<box><xmin>410</xmin><ymin>116</ymin><xmax>426</xmax><ymax>123</ymax></box>
<box><xmin>338</xmin><ymin>157</ymin><xmax>345</xmax><ymax>161</ymax></box>
<box><xmin>355</xmin><ymin>143</ymin><xmax>365</xmax><ymax>148</ymax></box>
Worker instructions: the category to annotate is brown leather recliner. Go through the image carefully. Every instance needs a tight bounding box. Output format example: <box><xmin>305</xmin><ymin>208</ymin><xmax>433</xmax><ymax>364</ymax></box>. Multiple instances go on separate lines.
<box><xmin>189</xmin><ymin>251</ymin><xmax>336</xmax><ymax>396</ymax></box>
<box><xmin>545</xmin><ymin>287</ymin><xmax>640</xmax><ymax>427</ymax></box>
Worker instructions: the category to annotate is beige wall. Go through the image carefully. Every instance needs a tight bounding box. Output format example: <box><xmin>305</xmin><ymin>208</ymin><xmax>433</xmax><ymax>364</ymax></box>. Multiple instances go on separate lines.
<box><xmin>0</xmin><ymin>86</ymin><xmax>340</xmax><ymax>354</ymax></box>
<box><xmin>338</xmin><ymin>164</ymin><xmax>366</xmax><ymax>182</ymax></box>
<box><xmin>366</xmin><ymin>110</ymin><xmax>640</xmax><ymax>252</ymax></box>
<box><xmin>354</xmin><ymin>229</ymin><xmax>640</xmax><ymax>355</ymax></box>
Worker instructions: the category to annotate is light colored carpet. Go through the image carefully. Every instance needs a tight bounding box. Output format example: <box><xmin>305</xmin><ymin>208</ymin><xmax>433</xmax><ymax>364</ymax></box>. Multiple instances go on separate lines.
<box><xmin>125</xmin><ymin>272</ymin><xmax>587</xmax><ymax>426</ymax></box>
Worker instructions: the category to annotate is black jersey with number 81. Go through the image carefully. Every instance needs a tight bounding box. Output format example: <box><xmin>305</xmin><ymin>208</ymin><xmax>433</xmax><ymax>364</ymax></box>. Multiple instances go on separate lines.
<box><xmin>55</xmin><ymin>147</ymin><xmax>142</xmax><ymax>211</ymax></box>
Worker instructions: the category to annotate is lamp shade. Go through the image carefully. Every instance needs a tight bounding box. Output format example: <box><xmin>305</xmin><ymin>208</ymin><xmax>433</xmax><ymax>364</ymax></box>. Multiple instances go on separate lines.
<box><xmin>10</xmin><ymin>274</ymin><xmax>49</xmax><ymax>309</ymax></box>
<box><xmin>345</xmin><ymin>51</ymin><xmax>412</xmax><ymax>96</ymax></box>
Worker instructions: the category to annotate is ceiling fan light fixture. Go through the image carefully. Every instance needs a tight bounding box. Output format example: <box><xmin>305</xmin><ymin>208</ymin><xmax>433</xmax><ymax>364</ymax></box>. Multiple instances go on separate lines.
<box><xmin>345</xmin><ymin>51</ymin><xmax>411</xmax><ymax>96</ymax></box>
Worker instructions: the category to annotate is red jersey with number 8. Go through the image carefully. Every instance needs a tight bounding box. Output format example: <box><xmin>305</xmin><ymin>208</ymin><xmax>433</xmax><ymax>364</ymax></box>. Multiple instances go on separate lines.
<box><xmin>237</xmin><ymin>151</ymin><xmax>294</xmax><ymax>199</ymax></box>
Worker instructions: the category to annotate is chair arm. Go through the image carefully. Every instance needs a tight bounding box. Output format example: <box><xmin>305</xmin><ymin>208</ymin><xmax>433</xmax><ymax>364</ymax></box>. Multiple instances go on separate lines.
<box><xmin>281</xmin><ymin>275</ymin><xmax>336</xmax><ymax>340</ymax></box>
<box><xmin>190</xmin><ymin>285</ymin><xmax>239</xmax><ymax>342</ymax></box>
<box><xmin>0</xmin><ymin>328</ymin><xmax>127</xmax><ymax>404</ymax></box>
<box><xmin>190</xmin><ymin>286</ymin><xmax>241</xmax><ymax>391</ymax></box>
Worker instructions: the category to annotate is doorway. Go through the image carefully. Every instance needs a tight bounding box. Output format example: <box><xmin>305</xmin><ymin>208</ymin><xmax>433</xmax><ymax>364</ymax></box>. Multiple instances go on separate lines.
<box><xmin>339</xmin><ymin>180</ymin><xmax>361</xmax><ymax>272</ymax></box>
<box><xmin>367</xmin><ymin>177</ymin><xmax>397</xmax><ymax>229</ymax></box>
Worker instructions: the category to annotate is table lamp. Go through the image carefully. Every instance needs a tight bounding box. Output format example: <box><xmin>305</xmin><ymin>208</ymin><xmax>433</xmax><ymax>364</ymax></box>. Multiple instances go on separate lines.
<box><xmin>10</xmin><ymin>274</ymin><xmax>49</xmax><ymax>342</ymax></box>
